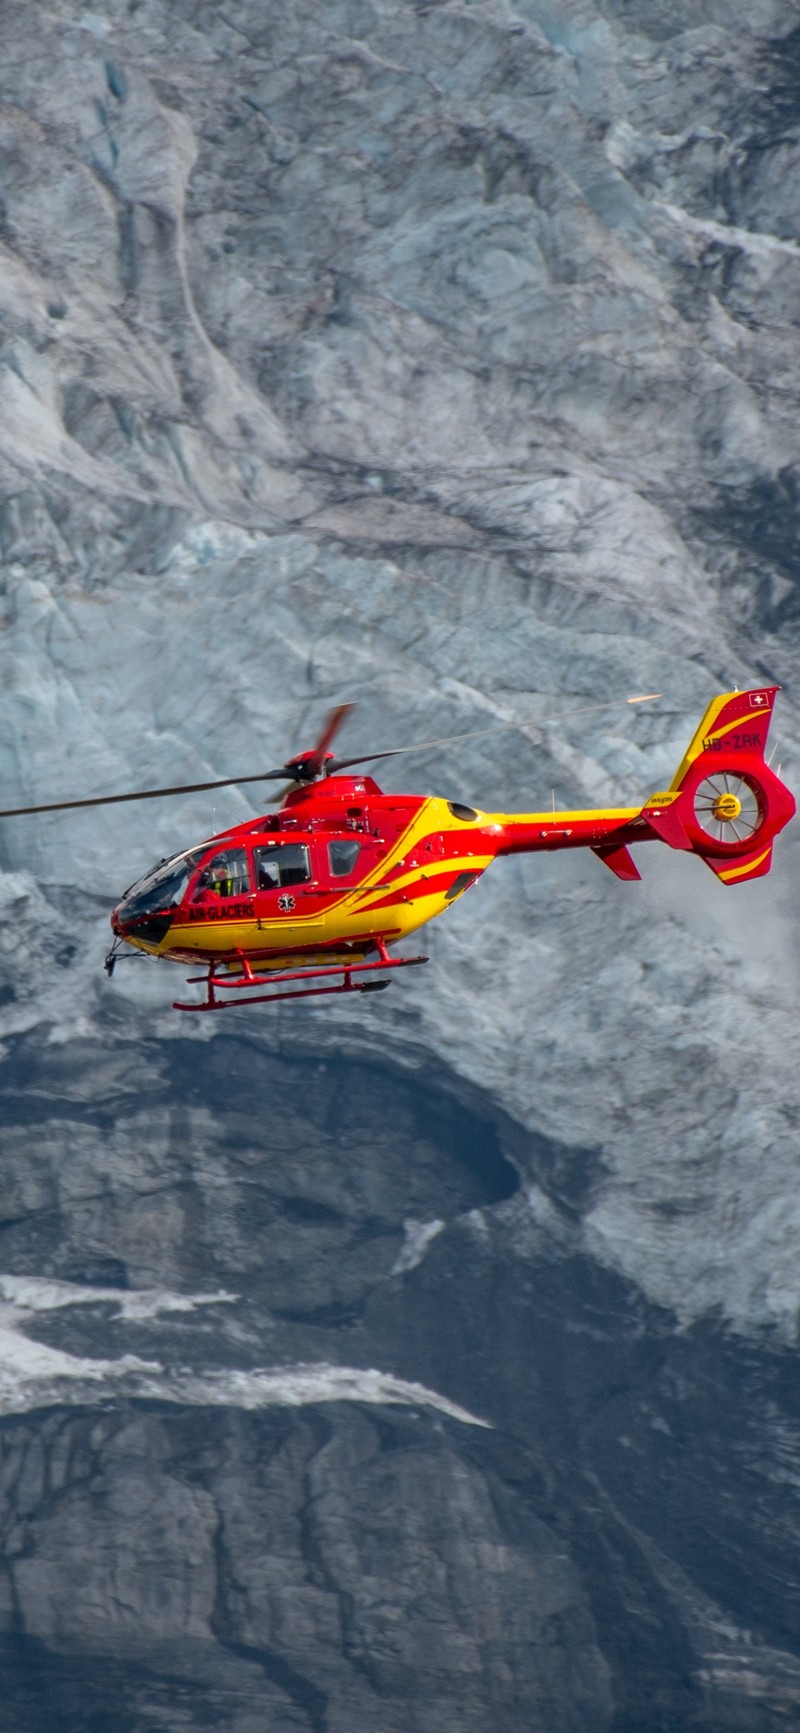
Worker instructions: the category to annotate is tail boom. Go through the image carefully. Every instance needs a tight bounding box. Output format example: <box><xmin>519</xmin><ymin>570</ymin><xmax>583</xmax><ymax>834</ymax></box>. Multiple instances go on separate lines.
<box><xmin>480</xmin><ymin>688</ymin><xmax>794</xmax><ymax>885</ymax></box>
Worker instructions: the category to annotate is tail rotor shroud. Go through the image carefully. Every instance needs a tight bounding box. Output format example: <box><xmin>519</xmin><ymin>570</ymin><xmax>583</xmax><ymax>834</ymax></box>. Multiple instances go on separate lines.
<box><xmin>641</xmin><ymin>687</ymin><xmax>794</xmax><ymax>884</ymax></box>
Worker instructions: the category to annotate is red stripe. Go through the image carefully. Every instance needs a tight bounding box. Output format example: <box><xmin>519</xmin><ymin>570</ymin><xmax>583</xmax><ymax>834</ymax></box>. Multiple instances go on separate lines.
<box><xmin>358</xmin><ymin>867</ymin><xmax>481</xmax><ymax>913</ymax></box>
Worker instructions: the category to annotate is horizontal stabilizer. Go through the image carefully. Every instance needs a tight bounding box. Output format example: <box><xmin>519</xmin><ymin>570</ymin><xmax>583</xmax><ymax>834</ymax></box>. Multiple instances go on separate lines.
<box><xmin>592</xmin><ymin>842</ymin><xmax>641</xmax><ymax>881</ymax></box>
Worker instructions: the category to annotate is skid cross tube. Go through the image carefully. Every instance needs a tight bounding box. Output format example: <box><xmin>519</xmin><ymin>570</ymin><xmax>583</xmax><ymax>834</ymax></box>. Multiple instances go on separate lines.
<box><xmin>173</xmin><ymin>950</ymin><xmax>429</xmax><ymax>1012</ymax></box>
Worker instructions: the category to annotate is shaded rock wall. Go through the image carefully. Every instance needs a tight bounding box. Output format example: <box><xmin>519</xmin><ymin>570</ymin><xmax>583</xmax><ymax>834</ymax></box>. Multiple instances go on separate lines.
<box><xmin>0</xmin><ymin>1043</ymin><xmax>797</xmax><ymax>1728</ymax></box>
<box><xmin>0</xmin><ymin>1405</ymin><xmax>611</xmax><ymax>1733</ymax></box>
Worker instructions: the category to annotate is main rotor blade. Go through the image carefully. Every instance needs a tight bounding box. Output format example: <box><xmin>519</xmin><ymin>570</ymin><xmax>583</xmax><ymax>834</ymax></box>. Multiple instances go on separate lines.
<box><xmin>0</xmin><ymin>769</ymin><xmax>291</xmax><ymax>819</ymax></box>
<box><xmin>0</xmin><ymin>695</ymin><xmax>660</xmax><ymax>818</ymax></box>
<box><xmin>305</xmin><ymin>702</ymin><xmax>354</xmax><ymax>774</ymax></box>
<box><xmin>329</xmin><ymin>694</ymin><xmax>663</xmax><ymax>773</ymax></box>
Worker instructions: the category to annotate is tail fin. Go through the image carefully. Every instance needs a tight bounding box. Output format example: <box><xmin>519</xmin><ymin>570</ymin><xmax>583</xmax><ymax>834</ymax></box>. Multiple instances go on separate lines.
<box><xmin>669</xmin><ymin>687</ymin><xmax>777</xmax><ymax>787</ymax></box>
<box><xmin>640</xmin><ymin>687</ymin><xmax>795</xmax><ymax>884</ymax></box>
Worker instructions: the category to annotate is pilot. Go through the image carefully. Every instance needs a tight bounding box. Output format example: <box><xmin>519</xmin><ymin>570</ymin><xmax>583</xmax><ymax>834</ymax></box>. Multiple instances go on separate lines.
<box><xmin>209</xmin><ymin>864</ymin><xmax>232</xmax><ymax>897</ymax></box>
<box><xmin>193</xmin><ymin>863</ymin><xmax>232</xmax><ymax>899</ymax></box>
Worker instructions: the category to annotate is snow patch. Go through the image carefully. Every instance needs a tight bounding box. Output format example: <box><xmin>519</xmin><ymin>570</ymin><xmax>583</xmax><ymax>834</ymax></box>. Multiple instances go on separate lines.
<box><xmin>157</xmin><ymin>1364</ymin><xmax>490</xmax><ymax>1427</ymax></box>
<box><xmin>654</xmin><ymin>201</ymin><xmax>800</xmax><ymax>261</ymax></box>
<box><xmin>0</xmin><ymin>1273</ymin><xmax>237</xmax><ymax>1322</ymax></box>
<box><xmin>392</xmin><ymin>1218</ymin><xmax>446</xmax><ymax>1275</ymax></box>
<box><xmin>0</xmin><ymin>1276</ymin><xmax>488</xmax><ymax>1427</ymax></box>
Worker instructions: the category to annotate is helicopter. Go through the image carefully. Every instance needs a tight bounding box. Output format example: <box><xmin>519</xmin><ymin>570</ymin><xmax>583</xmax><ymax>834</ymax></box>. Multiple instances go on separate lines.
<box><xmin>0</xmin><ymin>687</ymin><xmax>794</xmax><ymax>1011</ymax></box>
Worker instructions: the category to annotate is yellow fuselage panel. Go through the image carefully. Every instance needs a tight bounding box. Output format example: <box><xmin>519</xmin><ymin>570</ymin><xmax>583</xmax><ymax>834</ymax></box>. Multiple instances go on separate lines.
<box><xmin>142</xmin><ymin>795</ymin><xmax>494</xmax><ymax>963</ymax></box>
<box><xmin>123</xmin><ymin>793</ymin><xmax>643</xmax><ymax>968</ymax></box>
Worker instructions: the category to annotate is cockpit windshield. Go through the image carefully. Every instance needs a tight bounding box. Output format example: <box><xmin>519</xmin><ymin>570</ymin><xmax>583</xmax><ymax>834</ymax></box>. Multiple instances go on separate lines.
<box><xmin>118</xmin><ymin>848</ymin><xmax>206</xmax><ymax>922</ymax></box>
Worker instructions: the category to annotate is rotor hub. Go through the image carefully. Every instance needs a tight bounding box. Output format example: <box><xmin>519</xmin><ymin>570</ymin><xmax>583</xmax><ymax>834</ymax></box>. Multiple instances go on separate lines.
<box><xmin>712</xmin><ymin>791</ymin><xmax>742</xmax><ymax>822</ymax></box>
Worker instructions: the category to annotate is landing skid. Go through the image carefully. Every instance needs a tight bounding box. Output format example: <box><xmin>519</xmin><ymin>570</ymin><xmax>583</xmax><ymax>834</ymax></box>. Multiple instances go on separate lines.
<box><xmin>172</xmin><ymin>948</ymin><xmax>429</xmax><ymax>1012</ymax></box>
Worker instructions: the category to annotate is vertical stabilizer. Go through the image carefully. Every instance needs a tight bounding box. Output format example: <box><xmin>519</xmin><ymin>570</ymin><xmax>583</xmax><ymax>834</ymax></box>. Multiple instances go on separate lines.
<box><xmin>669</xmin><ymin>687</ymin><xmax>777</xmax><ymax>788</ymax></box>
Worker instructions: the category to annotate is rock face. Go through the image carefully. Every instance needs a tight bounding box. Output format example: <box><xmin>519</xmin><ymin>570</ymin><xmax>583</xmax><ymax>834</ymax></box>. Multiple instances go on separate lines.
<box><xmin>0</xmin><ymin>1043</ymin><xmax>798</xmax><ymax>1729</ymax></box>
<box><xmin>0</xmin><ymin>0</ymin><xmax>798</xmax><ymax>1727</ymax></box>
<box><xmin>1</xmin><ymin>1406</ymin><xmax>610</xmax><ymax>1733</ymax></box>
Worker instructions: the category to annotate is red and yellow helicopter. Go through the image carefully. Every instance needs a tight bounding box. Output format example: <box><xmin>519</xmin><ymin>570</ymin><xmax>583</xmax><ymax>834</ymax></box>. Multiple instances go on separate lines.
<box><xmin>2</xmin><ymin>688</ymin><xmax>794</xmax><ymax>1011</ymax></box>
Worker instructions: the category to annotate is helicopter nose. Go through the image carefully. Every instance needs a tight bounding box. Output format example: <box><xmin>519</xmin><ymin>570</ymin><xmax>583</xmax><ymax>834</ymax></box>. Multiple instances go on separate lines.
<box><xmin>113</xmin><ymin>905</ymin><xmax>176</xmax><ymax>946</ymax></box>
<box><xmin>110</xmin><ymin>903</ymin><xmax>136</xmax><ymax>936</ymax></box>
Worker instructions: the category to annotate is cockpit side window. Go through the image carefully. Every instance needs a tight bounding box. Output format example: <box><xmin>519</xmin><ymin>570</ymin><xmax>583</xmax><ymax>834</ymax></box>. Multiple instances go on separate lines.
<box><xmin>193</xmin><ymin>847</ymin><xmax>251</xmax><ymax>900</ymax></box>
<box><xmin>328</xmin><ymin>839</ymin><xmax>361</xmax><ymax>877</ymax></box>
<box><xmin>255</xmin><ymin>843</ymin><xmax>311</xmax><ymax>889</ymax></box>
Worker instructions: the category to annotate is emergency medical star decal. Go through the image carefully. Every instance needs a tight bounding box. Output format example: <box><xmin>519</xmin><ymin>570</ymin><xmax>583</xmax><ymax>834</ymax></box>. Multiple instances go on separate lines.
<box><xmin>277</xmin><ymin>894</ymin><xmax>296</xmax><ymax>913</ymax></box>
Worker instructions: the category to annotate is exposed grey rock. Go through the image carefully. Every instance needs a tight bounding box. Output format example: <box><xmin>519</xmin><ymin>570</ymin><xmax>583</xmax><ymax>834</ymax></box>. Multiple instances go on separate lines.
<box><xmin>0</xmin><ymin>1043</ymin><xmax>796</xmax><ymax>1728</ymax></box>
<box><xmin>0</xmin><ymin>1405</ymin><xmax>611</xmax><ymax>1733</ymax></box>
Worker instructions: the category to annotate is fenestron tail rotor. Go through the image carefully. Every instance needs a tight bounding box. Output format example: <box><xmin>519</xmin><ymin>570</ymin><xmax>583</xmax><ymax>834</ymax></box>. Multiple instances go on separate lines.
<box><xmin>693</xmin><ymin>773</ymin><xmax>764</xmax><ymax>846</ymax></box>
